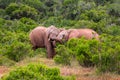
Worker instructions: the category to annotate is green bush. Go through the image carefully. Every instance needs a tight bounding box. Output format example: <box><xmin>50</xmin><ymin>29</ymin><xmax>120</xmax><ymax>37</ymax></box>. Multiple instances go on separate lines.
<box><xmin>0</xmin><ymin>30</ymin><xmax>29</xmax><ymax>45</ymax></box>
<box><xmin>43</xmin><ymin>16</ymin><xmax>62</xmax><ymax>27</ymax></box>
<box><xmin>54</xmin><ymin>38</ymin><xmax>99</xmax><ymax>67</ymax></box>
<box><xmin>4</xmin><ymin>41</ymin><xmax>33</xmax><ymax>62</ymax></box>
<box><xmin>1</xmin><ymin>19</ymin><xmax>37</xmax><ymax>32</ymax></box>
<box><xmin>108</xmin><ymin>3</ymin><xmax>120</xmax><ymax>17</ymax></box>
<box><xmin>105</xmin><ymin>25</ymin><xmax>120</xmax><ymax>36</ymax></box>
<box><xmin>92</xmin><ymin>34</ymin><xmax>120</xmax><ymax>73</ymax></box>
<box><xmin>0</xmin><ymin>18</ymin><xmax>5</xmax><ymax>27</ymax></box>
<box><xmin>0</xmin><ymin>30</ymin><xmax>33</xmax><ymax>62</ymax></box>
<box><xmin>5</xmin><ymin>3</ymin><xmax>19</xmax><ymax>15</ymax></box>
<box><xmin>62</xmin><ymin>0</ymin><xmax>96</xmax><ymax>20</ymax></box>
<box><xmin>55</xmin><ymin>35</ymin><xmax>120</xmax><ymax>73</ymax></box>
<box><xmin>74</xmin><ymin>18</ymin><xmax>117</xmax><ymax>35</ymax></box>
<box><xmin>2</xmin><ymin>63</ymin><xmax>75</xmax><ymax>80</ymax></box>
<box><xmin>69</xmin><ymin>38</ymin><xmax>99</xmax><ymax>67</ymax></box>
<box><xmin>93</xmin><ymin>0</ymin><xmax>114</xmax><ymax>5</ymax></box>
<box><xmin>59</xmin><ymin>19</ymin><xmax>76</xmax><ymax>28</ymax></box>
<box><xmin>74</xmin><ymin>20</ymin><xmax>97</xmax><ymax>30</ymax></box>
<box><xmin>80</xmin><ymin>9</ymin><xmax>109</xmax><ymax>22</ymax></box>
<box><xmin>54</xmin><ymin>45</ymin><xmax>73</xmax><ymax>65</ymax></box>
<box><xmin>5</xmin><ymin>3</ymin><xmax>39</xmax><ymax>20</ymax></box>
<box><xmin>21</xmin><ymin>0</ymin><xmax>44</xmax><ymax>11</ymax></box>
<box><xmin>43</xmin><ymin>16</ymin><xmax>76</xmax><ymax>28</ymax></box>
<box><xmin>0</xmin><ymin>9</ymin><xmax>6</xmax><ymax>19</ymax></box>
<box><xmin>0</xmin><ymin>0</ymin><xmax>17</xmax><ymax>8</ymax></box>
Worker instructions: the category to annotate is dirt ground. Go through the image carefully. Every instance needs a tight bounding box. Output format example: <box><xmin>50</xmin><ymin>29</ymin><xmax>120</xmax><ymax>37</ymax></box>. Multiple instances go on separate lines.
<box><xmin>0</xmin><ymin>66</ymin><xmax>9</xmax><ymax>78</ymax></box>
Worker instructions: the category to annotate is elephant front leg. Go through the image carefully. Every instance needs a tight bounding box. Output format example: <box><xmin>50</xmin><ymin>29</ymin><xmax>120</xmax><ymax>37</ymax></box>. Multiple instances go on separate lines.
<box><xmin>46</xmin><ymin>41</ymin><xmax>56</xmax><ymax>58</ymax></box>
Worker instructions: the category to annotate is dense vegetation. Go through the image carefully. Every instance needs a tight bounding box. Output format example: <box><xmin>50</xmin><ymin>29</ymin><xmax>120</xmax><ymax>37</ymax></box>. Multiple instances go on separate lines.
<box><xmin>0</xmin><ymin>0</ymin><xmax>120</xmax><ymax>78</ymax></box>
<box><xmin>2</xmin><ymin>63</ymin><xmax>75</xmax><ymax>80</ymax></box>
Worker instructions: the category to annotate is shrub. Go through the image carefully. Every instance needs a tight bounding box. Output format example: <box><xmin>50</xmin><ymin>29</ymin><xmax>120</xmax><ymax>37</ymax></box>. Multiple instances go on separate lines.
<box><xmin>5</xmin><ymin>3</ymin><xmax>19</xmax><ymax>15</ymax></box>
<box><xmin>92</xmin><ymin>34</ymin><xmax>120</xmax><ymax>73</ymax></box>
<box><xmin>92</xmin><ymin>48</ymin><xmax>120</xmax><ymax>73</ymax></box>
<box><xmin>0</xmin><ymin>9</ymin><xmax>6</xmax><ymax>19</ymax></box>
<box><xmin>0</xmin><ymin>18</ymin><xmax>5</xmax><ymax>27</ymax></box>
<box><xmin>43</xmin><ymin>16</ymin><xmax>61</xmax><ymax>27</ymax></box>
<box><xmin>4</xmin><ymin>41</ymin><xmax>33</xmax><ymax>62</ymax></box>
<box><xmin>74</xmin><ymin>20</ymin><xmax>97</xmax><ymax>30</ymax></box>
<box><xmin>55</xmin><ymin>35</ymin><xmax>120</xmax><ymax>73</ymax></box>
<box><xmin>105</xmin><ymin>25</ymin><xmax>120</xmax><ymax>36</ymax></box>
<box><xmin>54</xmin><ymin>45</ymin><xmax>73</xmax><ymax>65</ymax></box>
<box><xmin>93</xmin><ymin>0</ymin><xmax>113</xmax><ymax>5</ymax></box>
<box><xmin>59</xmin><ymin>19</ymin><xmax>76</xmax><ymax>28</ymax></box>
<box><xmin>5</xmin><ymin>3</ymin><xmax>39</xmax><ymax>20</ymax></box>
<box><xmin>108</xmin><ymin>3</ymin><xmax>120</xmax><ymax>17</ymax></box>
<box><xmin>0</xmin><ymin>0</ymin><xmax>16</xmax><ymax>8</ymax></box>
<box><xmin>0</xmin><ymin>30</ymin><xmax>29</xmax><ymax>45</ymax></box>
<box><xmin>21</xmin><ymin>0</ymin><xmax>44</xmax><ymax>11</ymax></box>
<box><xmin>43</xmin><ymin>17</ymin><xmax>75</xmax><ymax>28</ymax></box>
<box><xmin>2</xmin><ymin>63</ymin><xmax>75</xmax><ymax>80</ymax></box>
<box><xmin>0</xmin><ymin>30</ymin><xmax>33</xmax><ymax>62</ymax></box>
<box><xmin>19</xmin><ymin>17</ymin><xmax>37</xmax><ymax>25</ymax></box>
<box><xmin>80</xmin><ymin>9</ymin><xmax>109</xmax><ymax>22</ymax></box>
<box><xmin>1</xmin><ymin>19</ymin><xmax>37</xmax><ymax>32</ymax></box>
<box><xmin>54</xmin><ymin>38</ymin><xmax>99</xmax><ymax>67</ymax></box>
<box><xmin>68</xmin><ymin>38</ymin><xmax>99</xmax><ymax>67</ymax></box>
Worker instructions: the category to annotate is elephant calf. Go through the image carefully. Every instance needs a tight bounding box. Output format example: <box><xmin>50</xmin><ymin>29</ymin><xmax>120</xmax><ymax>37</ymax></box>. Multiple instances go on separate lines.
<box><xmin>49</xmin><ymin>28</ymin><xmax>99</xmax><ymax>43</ymax></box>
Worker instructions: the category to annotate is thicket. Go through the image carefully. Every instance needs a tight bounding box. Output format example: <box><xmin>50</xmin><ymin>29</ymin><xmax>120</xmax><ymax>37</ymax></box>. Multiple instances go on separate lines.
<box><xmin>1</xmin><ymin>63</ymin><xmax>75</xmax><ymax>80</ymax></box>
<box><xmin>0</xmin><ymin>0</ymin><xmax>120</xmax><ymax>74</ymax></box>
<box><xmin>54</xmin><ymin>35</ymin><xmax>120</xmax><ymax>73</ymax></box>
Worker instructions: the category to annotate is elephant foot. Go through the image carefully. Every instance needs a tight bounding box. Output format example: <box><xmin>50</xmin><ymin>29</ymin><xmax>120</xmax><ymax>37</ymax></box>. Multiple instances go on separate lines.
<box><xmin>47</xmin><ymin>55</ymin><xmax>54</xmax><ymax>59</ymax></box>
<box><xmin>47</xmin><ymin>51</ymin><xmax>56</xmax><ymax>59</ymax></box>
<box><xmin>32</xmin><ymin>46</ymin><xmax>37</xmax><ymax>50</ymax></box>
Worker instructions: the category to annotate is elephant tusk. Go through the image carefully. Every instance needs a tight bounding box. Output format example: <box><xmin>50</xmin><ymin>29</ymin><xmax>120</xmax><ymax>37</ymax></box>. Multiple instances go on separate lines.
<box><xmin>48</xmin><ymin>38</ymin><xmax>50</xmax><ymax>41</ymax></box>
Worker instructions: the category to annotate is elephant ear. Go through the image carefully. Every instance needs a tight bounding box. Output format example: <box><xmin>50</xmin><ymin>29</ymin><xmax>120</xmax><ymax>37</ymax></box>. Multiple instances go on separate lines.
<box><xmin>46</xmin><ymin>25</ymin><xmax>60</xmax><ymax>41</ymax></box>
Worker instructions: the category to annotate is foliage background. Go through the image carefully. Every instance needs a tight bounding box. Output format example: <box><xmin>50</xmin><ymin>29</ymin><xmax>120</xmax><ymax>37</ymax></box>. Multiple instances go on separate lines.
<box><xmin>0</xmin><ymin>0</ymin><xmax>120</xmax><ymax>77</ymax></box>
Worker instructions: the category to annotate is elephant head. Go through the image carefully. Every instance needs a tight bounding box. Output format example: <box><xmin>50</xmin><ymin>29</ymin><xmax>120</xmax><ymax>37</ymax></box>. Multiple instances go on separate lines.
<box><xmin>46</xmin><ymin>25</ymin><xmax>60</xmax><ymax>40</ymax></box>
<box><xmin>55</xmin><ymin>30</ymin><xmax>70</xmax><ymax>43</ymax></box>
<box><xmin>46</xmin><ymin>25</ymin><xmax>63</xmax><ymax>47</ymax></box>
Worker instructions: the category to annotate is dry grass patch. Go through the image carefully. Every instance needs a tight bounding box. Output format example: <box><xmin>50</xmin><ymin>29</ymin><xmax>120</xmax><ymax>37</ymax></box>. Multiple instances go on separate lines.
<box><xmin>1</xmin><ymin>55</ymin><xmax>120</xmax><ymax>80</ymax></box>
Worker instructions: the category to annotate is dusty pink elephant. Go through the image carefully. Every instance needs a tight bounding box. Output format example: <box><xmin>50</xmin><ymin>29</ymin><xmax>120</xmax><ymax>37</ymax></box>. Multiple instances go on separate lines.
<box><xmin>29</xmin><ymin>26</ymin><xmax>61</xmax><ymax>58</ymax></box>
<box><xmin>51</xmin><ymin>28</ymin><xmax>99</xmax><ymax>43</ymax></box>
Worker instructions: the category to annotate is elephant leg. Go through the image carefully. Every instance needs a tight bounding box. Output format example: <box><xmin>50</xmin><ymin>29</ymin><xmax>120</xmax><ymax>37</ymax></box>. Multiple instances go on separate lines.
<box><xmin>32</xmin><ymin>46</ymin><xmax>37</xmax><ymax>50</ymax></box>
<box><xmin>46</xmin><ymin>41</ymin><xmax>56</xmax><ymax>58</ymax></box>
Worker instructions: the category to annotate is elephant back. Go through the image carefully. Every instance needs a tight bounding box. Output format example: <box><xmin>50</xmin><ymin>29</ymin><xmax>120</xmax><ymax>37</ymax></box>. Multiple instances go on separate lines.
<box><xmin>77</xmin><ymin>29</ymin><xmax>99</xmax><ymax>40</ymax></box>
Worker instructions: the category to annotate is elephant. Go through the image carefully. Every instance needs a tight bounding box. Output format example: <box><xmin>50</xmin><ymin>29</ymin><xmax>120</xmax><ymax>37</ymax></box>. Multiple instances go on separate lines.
<box><xmin>29</xmin><ymin>25</ymin><xmax>61</xmax><ymax>58</ymax></box>
<box><xmin>49</xmin><ymin>28</ymin><xmax>99</xmax><ymax>44</ymax></box>
<box><xmin>46</xmin><ymin>26</ymin><xmax>64</xmax><ymax>47</ymax></box>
